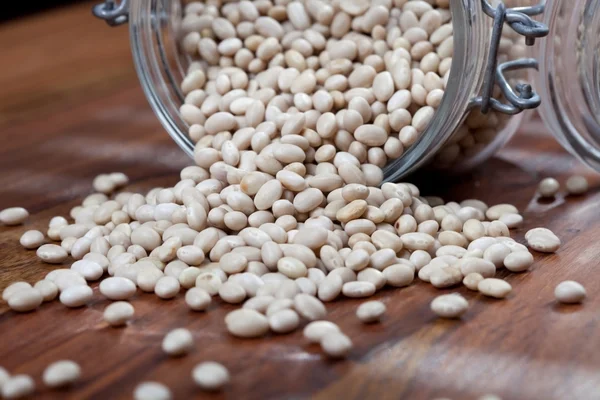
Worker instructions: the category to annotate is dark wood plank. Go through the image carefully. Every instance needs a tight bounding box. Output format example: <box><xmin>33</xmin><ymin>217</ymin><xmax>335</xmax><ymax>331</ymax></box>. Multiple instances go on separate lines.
<box><xmin>1</xmin><ymin>2</ymin><xmax>600</xmax><ymax>400</ymax></box>
<box><xmin>0</xmin><ymin>1</ymin><xmax>136</xmax><ymax>127</ymax></box>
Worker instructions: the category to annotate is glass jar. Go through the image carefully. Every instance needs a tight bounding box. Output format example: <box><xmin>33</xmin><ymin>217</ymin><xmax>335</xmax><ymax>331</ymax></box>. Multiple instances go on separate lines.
<box><xmin>534</xmin><ymin>0</ymin><xmax>600</xmax><ymax>172</ymax></box>
<box><xmin>93</xmin><ymin>0</ymin><xmax>547</xmax><ymax>181</ymax></box>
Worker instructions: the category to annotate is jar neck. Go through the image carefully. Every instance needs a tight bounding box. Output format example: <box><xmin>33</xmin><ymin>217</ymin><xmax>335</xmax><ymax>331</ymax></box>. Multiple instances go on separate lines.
<box><xmin>383</xmin><ymin>0</ymin><xmax>489</xmax><ymax>182</ymax></box>
<box><xmin>537</xmin><ymin>0</ymin><xmax>600</xmax><ymax>171</ymax></box>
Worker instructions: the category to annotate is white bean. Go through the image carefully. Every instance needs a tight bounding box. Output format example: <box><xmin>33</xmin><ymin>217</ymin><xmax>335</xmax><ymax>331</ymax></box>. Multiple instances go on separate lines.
<box><xmin>162</xmin><ymin>328</ymin><xmax>194</xmax><ymax>356</ymax></box>
<box><xmin>37</xmin><ymin>244</ymin><xmax>68</xmax><ymax>264</ymax></box>
<box><xmin>59</xmin><ymin>285</ymin><xmax>93</xmax><ymax>308</ymax></box>
<box><xmin>19</xmin><ymin>230</ymin><xmax>44</xmax><ymax>249</ymax></box>
<box><xmin>1</xmin><ymin>375</ymin><xmax>35</xmax><ymax>399</ymax></box>
<box><xmin>269</xmin><ymin>309</ymin><xmax>300</xmax><ymax>333</ymax></box>
<box><xmin>463</xmin><ymin>272</ymin><xmax>483</xmax><ymax>291</ymax></box>
<box><xmin>134</xmin><ymin>382</ymin><xmax>173</xmax><ymax>400</ymax></box>
<box><xmin>320</xmin><ymin>331</ymin><xmax>353</xmax><ymax>358</ymax></box>
<box><xmin>185</xmin><ymin>287</ymin><xmax>211</xmax><ymax>311</ymax></box>
<box><xmin>3</xmin><ymin>282</ymin><xmax>32</xmax><ymax>302</ymax></box>
<box><xmin>293</xmin><ymin>293</ymin><xmax>327</xmax><ymax>320</ymax></box>
<box><xmin>430</xmin><ymin>293</ymin><xmax>468</xmax><ymax>318</ymax></box>
<box><xmin>225</xmin><ymin>308</ymin><xmax>269</xmax><ymax>338</ymax></box>
<box><xmin>33</xmin><ymin>280</ymin><xmax>58</xmax><ymax>302</ymax></box>
<box><xmin>192</xmin><ymin>362</ymin><xmax>230</xmax><ymax>392</ymax></box>
<box><xmin>356</xmin><ymin>300</ymin><xmax>386</xmax><ymax>323</ymax></box>
<box><xmin>503</xmin><ymin>251</ymin><xmax>534</xmax><ymax>272</ymax></box>
<box><xmin>554</xmin><ymin>281</ymin><xmax>586</xmax><ymax>304</ymax></box>
<box><xmin>43</xmin><ymin>360</ymin><xmax>81</xmax><ymax>388</ymax></box>
<box><xmin>104</xmin><ymin>301</ymin><xmax>135</xmax><ymax>326</ymax></box>
<box><xmin>7</xmin><ymin>287</ymin><xmax>43</xmax><ymax>312</ymax></box>
<box><xmin>566</xmin><ymin>175</ymin><xmax>589</xmax><ymax>195</ymax></box>
<box><xmin>538</xmin><ymin>177</ymin><xmax>559</xmax><ymax>197</ymax></box>
<box><xmin>155</xmin><ymin>276</ymin><xmax>180</xmax><ymax>299</ymax></box>
<box><xmin>71</xmin><ymin>260</ymin><xmax>104</xmax><ymax>281</ymax></box>
<box><xmin>525</xmin><ymin>227</ymin><xmax>561</xmax><ymax>253</ymax></box>
<box><xmin>342</xmin><ymin>281</ymin><xmax>376</xmax><ymax>298</ymax></box>
<box><xmin>0</xmin><ymin>207</ymin><xmax>29</xmax><ymax>226</ymax></box>
<box><xmin>478</xmin><ymin>278</ymin><xmax>512</xmax><ymax>299</ymax></box>
<box><xmin>100</xmin><ymin>277</ymin><xmax>137</xmax><ymax>300</ymax></box>
<box><xmin>303</xmin><ymin>320</ymin><xmax>341</xmax><ymax>343</ymax></box>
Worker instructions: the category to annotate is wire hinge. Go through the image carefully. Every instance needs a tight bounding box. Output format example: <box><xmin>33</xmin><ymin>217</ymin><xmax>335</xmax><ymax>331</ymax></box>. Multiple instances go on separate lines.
<box><xmin>470</xmin><ymin>1</ymin><xmax>549</xmax><ymax>115</ymax></box>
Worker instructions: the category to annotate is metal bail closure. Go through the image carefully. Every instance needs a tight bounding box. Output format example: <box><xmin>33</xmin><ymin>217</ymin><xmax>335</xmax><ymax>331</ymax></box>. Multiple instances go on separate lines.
<box><xmin>93</xmin><ymin>0</ymin><xmax>129</xmax><ymax>26</ymax></box>
<box><xmin>469</xmin><ymin>0</ymin><xmax>548</xmax><ymax>115</ymax></box>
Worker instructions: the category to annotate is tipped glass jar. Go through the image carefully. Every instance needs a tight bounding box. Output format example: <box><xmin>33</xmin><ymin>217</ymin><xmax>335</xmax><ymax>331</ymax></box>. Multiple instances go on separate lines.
<box><xmin>93</xmin><ymin>0</ymin><xmax>547</xmax><ymax>181</ymax></box>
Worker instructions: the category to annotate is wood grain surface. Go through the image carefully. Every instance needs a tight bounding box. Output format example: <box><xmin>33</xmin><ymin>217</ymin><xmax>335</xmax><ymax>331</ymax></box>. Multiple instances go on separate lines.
<box><xmin>1</xmin><ymin>2</ymin><xmax>599</xmax><ymax>400</ymax></box>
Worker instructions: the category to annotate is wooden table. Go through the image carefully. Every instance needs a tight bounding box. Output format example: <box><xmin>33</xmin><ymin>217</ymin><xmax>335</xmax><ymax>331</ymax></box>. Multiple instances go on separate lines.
<box><xmin>1</xmin><ymin>2</ymin><xmax>599</xmax><ymax>399</ymax></box>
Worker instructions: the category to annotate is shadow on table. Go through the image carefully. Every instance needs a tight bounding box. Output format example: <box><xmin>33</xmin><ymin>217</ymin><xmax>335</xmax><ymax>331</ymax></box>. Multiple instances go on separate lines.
<box><xmin>408</xmin><ymin>157</ymin><xmax>538</xmax><ymax>203</ymax></box>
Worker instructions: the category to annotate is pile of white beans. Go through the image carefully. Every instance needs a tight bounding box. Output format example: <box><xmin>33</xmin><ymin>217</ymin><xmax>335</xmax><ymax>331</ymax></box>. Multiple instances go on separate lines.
<box><xmin>1</xmin><ymin>172</ymin><xmax>576</xmax><ymax>398</ymax></box>
<box><xmin>0</xmin><ymin>0</ymin><xmax>589</xmax><ymax>398</ymax></box>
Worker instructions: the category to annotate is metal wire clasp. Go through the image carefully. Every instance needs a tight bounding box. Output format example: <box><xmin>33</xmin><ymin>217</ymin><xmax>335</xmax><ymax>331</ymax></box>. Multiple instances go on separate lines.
<box><xmin>92</xmin><ymin>0</ymin><xmax>129</xmax><ymax>26</ymax></box>
<box><xmin>469</xmin><ymin>0</ymin><xmax>548</xmax><ymax>115</ymax></box>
